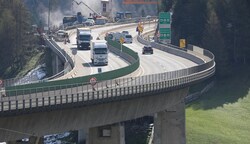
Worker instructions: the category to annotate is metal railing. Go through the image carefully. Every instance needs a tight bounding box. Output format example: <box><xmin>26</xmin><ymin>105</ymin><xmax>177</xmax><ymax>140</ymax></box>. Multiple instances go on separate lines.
<box><xmin>0</xmin><ymin>19</ymin><xmax>148</xmax><ymax>88</ymax></box>
<box><xmin>0</xmin><ymin>36</ymin><xmax>215</xmax><ymax>116</ymax></box>
<box><xmin>0</xmin><ymin>19</ymin><xmax>215</xmax><ymax>116</ymax></box>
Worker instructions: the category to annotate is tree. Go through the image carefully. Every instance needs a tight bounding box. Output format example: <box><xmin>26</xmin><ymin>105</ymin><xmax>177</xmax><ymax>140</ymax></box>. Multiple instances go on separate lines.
<box><xmin>172</xmin><ymin>0</ymin><xmax>207</xmax><ymax>45</ymax></box>
<box><xmin>202</xmin><ymin>1</ymin><xmax>230</xmax><ymax>78</ymax></box>
<box><xmin>0</xmin><ymin>0</ymin><xmax>39</xmax><ymax>78</ymax></box>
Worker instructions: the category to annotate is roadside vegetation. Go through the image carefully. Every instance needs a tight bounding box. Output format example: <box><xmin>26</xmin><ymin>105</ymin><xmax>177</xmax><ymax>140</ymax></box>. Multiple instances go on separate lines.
<box><xmin>0</xmin><ymin>0</ymin><xmax>43</xmax><ymax>79</ymax></box>
<box><xmin>186</xmin><ymin>65</ymin><xmax>250</xmax><ymax>144</ymax></box>
<box><xmin>168</xmin><ymin>0</ymin><xmax>250</xmax><ymax>143</ymax></box>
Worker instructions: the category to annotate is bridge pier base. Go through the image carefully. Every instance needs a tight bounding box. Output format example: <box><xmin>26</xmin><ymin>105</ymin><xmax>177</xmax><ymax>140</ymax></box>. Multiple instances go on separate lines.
<box><xmin>153</xmin><ymin>99</ymin><xmax>186</xmax><ymax>144</ymax></box>
<box><xmin>78</xmin><ymin>129</ymin><xmax>89</xmax><ymax>144</ymax></box>
<box><xmin>86</xmin><ymin>123</ymin><xmax>125</xmax><ymax>144</ymax></box>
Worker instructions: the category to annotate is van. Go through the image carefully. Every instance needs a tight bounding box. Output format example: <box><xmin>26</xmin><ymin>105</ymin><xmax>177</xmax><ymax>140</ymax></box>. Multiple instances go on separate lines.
<box><xmin>124</xmin><ymin>34</ymin><xmax>132</xmax><ymax>43</ymax></box>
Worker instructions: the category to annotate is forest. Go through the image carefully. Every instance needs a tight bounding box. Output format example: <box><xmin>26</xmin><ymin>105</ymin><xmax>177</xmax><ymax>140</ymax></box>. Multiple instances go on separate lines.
<box><xmin>0</xmin><ymin>0</ymin><xmax>40</xmax><ymax>78</ymax></box>
<box><xmin>170</xmin><ymin>0</ymin><xmax>250</xmax><ymax>78</ymax></box>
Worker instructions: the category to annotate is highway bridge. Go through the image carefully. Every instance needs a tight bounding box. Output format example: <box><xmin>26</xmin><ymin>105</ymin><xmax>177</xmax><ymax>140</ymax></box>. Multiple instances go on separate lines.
<box><xmin>0</xmin><ymin>20</ymin><xmax>215</xmax><ymax>144</ymax></box>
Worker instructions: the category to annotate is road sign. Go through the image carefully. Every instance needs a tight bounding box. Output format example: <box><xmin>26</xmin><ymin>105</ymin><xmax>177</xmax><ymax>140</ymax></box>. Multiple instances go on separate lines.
<box><xmin>159</xmin><ymin>12</ymin><xmax>171</xmax><ymax>25</ymax></box>
<box><xmin>120</xmin><ymin>37</ymin><xmax>124</xmax><ymax>44</ymax></box>
<box><xmin>159</xmin><ymin>12</ymin><xmax>171</xmax><ymax>42</ymax></box>
<box><xmin>89</xmin><ymin>77</ymin><xmax>97</xmax><ymax>86</ymax></box>
<box><xmin>179</xmin><ymin>39</ymin><xmax>186</xmax><ymax>48</ymax></box>
<box><xmin>72</xmin><ymin>48</ymin><xmax>77</xmax><ymax>55</ymax></box>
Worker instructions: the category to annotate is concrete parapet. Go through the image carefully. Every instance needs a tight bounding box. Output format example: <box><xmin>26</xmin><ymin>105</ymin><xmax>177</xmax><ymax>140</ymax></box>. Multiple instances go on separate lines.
<box><xmin>0</xmin><ymin>88</ymin><xmax>188</xmax><ymax>141</ymax></box>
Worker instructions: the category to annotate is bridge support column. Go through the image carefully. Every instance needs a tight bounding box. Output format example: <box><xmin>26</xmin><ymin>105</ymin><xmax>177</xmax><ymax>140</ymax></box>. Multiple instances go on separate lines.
<box><xmin>78</xmin><ymin>129</ymin><xmax>89</xmax><ymax>144</ymax></box>
<box><xmin>28</xmin><ymin>136</ymin><xmax>44</xmax><ymax>144</ymax></box>
<box><xmin>153</xmin><ymin>99</ymin><xmax>186</xmax><ymax>144</ymax></box>
<box><xmin>87</xmin><ymin>123</ymin><xmax>125</xmax><ymax>144</ymax></box>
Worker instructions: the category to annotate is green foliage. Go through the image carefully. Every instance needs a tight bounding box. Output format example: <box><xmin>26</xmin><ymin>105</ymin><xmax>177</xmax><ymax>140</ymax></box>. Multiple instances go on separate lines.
<box><xmin>186</xmin><ymin>65</ymin><xmax>250</xmax><ymax>144</ymax></box>
<box><xmin>0</xmin><ymin>0</ymin><xmax>42</xmax><ymax>78</ymax></box>
<box><xmin>172</xmin><ymin>0</ymin><xmax>250</xmax><ymax>78</ymax></box>
<box><xmin>172</xmin><ymin>0</ymin><xmax>207</xmax><ymax>46</ymax></box>
<box><xmin>202</xmin><ymin>2</ymin><xmax>230</xmax><ymax>78</ymax></box>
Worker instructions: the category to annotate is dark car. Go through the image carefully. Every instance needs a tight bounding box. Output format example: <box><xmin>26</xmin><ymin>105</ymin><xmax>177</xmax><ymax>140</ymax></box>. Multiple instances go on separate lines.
<box><xmin>142</xmin><ymin>45</ymin><xmax>153</xmax><ymax>54</ymax></box>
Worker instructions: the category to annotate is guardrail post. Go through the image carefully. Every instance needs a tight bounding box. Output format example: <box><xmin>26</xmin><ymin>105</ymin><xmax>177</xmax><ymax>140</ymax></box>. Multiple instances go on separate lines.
<box><xmin>9</xmin><ymin>101</ymin><xmax>11</xmax><ymax>111</ymax></box>
<box><xmin>48</xmin><ymin>97</ymin><xmax>51</xmax><ymax>106</ymax></box>
<box><xmin>82</xmin><ymin>93</ymin><xmax>84</xmax><ymax>102</ymax></box>
<box><xmin>111</xmin><ymin>89</ymin><xmax>113</xmax><ymax>97</ymax></box>
<box><xmin>77</xmin><ymin>94</ymin><xmax>79</xmax><ymax>102</ymax></box>
<box><xmin>66</xmin><ymin>95</ymin><xmax>68</xmax><ymax>104</ymax></box>
<box><xmin>16</xmin><ymin>100</ymin><xmax>18</xmax><ymax>110</ymax></box>
<box><xmin>87</xmin><ymin>92</ymin><xmax>89</xmax><ymax>101</ymax></box>
<box><xmin>115</xmin><ymin>89</ymin><xmax>117</xmax><ymax>97</ymax></box>
<box><xmin>42</xmin><ymin>97</ymin><xmax>45</xmax><ymax>107</ymax></box>
<box><xmin>124</xmin><ymin>87</ymin><xmax>126</xmax><ymax>95</ymax></box>
<box><xmin>60</xmin><ymin>95</ymin><xmax>62</xmax><ymax>104</ymax></box>
<box><xmin>71</xmin><ymin>94</ymin><xmax>74</xmax><ymax>103</ymax></box>
<box><xmin>1</xmin><ymin>102</ymin><xmax>3</xmax><ymax>111</ymax></box>
<box><xmin>36</xmin><ymin>98</ymin><xmax>38</xmax><ymax>107</ymax></box>
<box><xmin>106</xmin><ymin>90</ymin><xmax>108</xmax><ymax>98</ymax></box>
<box><xmin>23</xmin><ymin>99</ymin><xmax>25</xmax><ymax>109</ymax></box>
<box><xmin>102</xmin><ymin>90</ymin><xmax>104</xmax><ymax>99</ymax></box>
<box><xmin>54</xmin><ymin>96</ymin><xmax>57</xmax><ymax>105</ymax></box>
<box><xmin>119</xmin><ymin>88</ymin><xmax>122</xmax><ymax>96</ymax></box>
<box><xmin>92</xmin><ymin>91</ymin><xmax>94</xmax><ymax>100</ymax></box>
<box><xmin>97</xmin><ymin>91</ymin><xmax>99</xmax><ymax>99</ymax></box>
<box><xmin>29</xmin><ymin>99</ymin><xmax>32</xmax><ymax>109</ymax></box>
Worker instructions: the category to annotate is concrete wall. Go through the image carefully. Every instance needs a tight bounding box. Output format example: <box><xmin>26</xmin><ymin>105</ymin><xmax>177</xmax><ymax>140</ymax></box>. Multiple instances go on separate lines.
<box><xmin>0</xmin><ymin>87</ymin><xmax>189</xmax><ymax>141</ymax></box>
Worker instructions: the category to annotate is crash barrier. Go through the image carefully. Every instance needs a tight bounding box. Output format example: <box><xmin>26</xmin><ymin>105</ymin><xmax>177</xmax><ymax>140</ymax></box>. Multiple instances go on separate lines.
<box><xmin>0</xmin><ymin>32</ymin><xmax>215</xmax><ymax>115</ymax></box>
<box><xmin>1</xmin><ymin>37</ymin><xmax>74</xmax><ymax>88</ymax></box>
<box><xmin>137</xmin><ymin>34</ymin><xmax>205</xmax><ymax>65</ymax></box>
<box><xmin>0</xmin><ymin>18</ymin><xmax>154</xmax><ymax>88</ymax></box>
<box><xmin>0</xmin><ymin>52</ymin><xmax>214</xmax><ymax>116</ymax></box>
<box><xmin>3</xmin><ymin>38</ymin><xmax>139</xmax><ymax>97</ymax></box>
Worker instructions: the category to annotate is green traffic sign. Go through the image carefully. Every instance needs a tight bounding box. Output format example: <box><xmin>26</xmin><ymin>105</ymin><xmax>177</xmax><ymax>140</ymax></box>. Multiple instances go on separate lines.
<box><xmin>159</xmin><ymin>12</ymin><xmax>170</xmax><ymax>24</ymax></box>
<box><xmin>160</xmin><ymin>33</ymin><xmax>171</xmax><ymax>39</ymax></box>
<box><xmin>159</xmin><ymin>12</ymin><xmax>171</xmax><ymax>40</ymax></box>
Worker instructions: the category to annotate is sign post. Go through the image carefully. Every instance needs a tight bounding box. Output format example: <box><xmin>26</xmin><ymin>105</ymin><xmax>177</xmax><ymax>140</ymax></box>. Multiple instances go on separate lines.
<box><xmin>120</xmin><ymin>37</ymin><xmax>124</xmax><ymax>56</ymax></box>
<box><xmin>159</xmin><ymin>12</ymin><xmax>171</xmax><ymax>43</ymax></box>
<box><xmin>72</xmin><ymin>48</ymin><xmax>77</xmax><ymax>65</ymax></box>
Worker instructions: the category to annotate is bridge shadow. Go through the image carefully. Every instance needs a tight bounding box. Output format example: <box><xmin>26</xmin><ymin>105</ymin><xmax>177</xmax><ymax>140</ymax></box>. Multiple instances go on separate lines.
<box><xmin>70</xmin><ymin>47</ymin><xmax>90</xmax><ymax>51</ymax></box>
<box><xmin>188</xmin><ymin>65</ymin><xmax>250</xmax><ymax>110</ymax></box>
<box><xmin>82</xmin><ymin>63</ymin><xmax>93</xmax><ymax>67</ymax></box>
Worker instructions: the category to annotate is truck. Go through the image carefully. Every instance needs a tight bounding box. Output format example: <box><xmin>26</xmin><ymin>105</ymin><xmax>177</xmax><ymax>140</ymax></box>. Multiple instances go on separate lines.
<box><xmin>114</xmin><ymin>11</ymin><xmax>132</xmax><ymax>22</ymax></box>
<box><xmin>90</xmin><ymin>40</ymin><xmax>109</xmax><ymax>65</ymax></box>
<box><xmin>76</xmin><ymin>28</ymin><xmax>92</xmax><ymax>50</ymax></box>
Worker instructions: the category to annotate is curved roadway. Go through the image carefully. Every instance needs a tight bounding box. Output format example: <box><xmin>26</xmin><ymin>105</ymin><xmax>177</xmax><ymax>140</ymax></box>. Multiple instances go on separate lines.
<box><xmin>55</xmin><ymin>23</ymin><xmax>197</xmax><ymax>79</ymax></box>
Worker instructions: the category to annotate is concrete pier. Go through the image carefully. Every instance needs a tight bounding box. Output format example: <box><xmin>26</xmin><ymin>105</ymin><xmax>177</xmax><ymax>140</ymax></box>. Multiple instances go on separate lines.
<box><xmin>153</xmin><ymin>99</ymin><xmax>186</xmax><ymax>144</ymax></box>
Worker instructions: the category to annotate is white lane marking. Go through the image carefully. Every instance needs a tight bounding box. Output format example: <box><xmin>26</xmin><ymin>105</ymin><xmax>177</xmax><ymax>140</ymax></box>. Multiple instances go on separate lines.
<box><xmin>77</xmin><ymin>53</ymin><xmax>94</xmax><ymax>74</ymax></box>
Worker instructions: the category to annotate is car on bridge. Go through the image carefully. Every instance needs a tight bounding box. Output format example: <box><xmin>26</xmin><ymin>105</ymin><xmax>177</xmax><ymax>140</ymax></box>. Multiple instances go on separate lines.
<box><xmin>142</xmin><ymin>45</ymin><xmax>153</xmax><ymax>54</ymax></box>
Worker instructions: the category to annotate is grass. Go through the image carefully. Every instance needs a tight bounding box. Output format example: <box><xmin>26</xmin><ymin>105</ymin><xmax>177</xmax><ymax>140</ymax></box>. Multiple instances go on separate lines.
<box><xmin>186</xmin><ymin>65</ymin><xmax>250</xmax><ymax>144</ymax></box>
<box><xmin>16</xmin><ymin>51</ymin><xmax>44</xmax><ymax>77</ymax></box>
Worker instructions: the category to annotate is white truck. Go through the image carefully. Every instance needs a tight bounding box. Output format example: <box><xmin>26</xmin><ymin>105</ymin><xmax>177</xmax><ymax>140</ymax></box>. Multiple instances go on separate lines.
<box><xmin>76</xmin><ymin>28</ymin><xmax>92</xmax><ymax>50</ymax></box>
<box><xmin>90</xmin><ymin>40</ymin><xmax>109</xmax><ymax>65</ymax></box>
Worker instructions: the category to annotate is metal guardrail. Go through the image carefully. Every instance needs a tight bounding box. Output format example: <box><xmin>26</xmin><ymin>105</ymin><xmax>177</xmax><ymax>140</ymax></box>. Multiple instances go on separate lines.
<box><xmin>1</xmin><ymin>37</ymin><xmax>73</xmax><ymax>88</ymax></box>
<box><xmin>0</xmin><ymin>35</ymin><xmax>215</xmax><ymax>116</ymax></box>
<box><xmin>0</xmin><ymin>17</ymin><xmax>215</xmax><ymax>116</ymax></box>
<box><xmin>0</xmin><ymin>18</ymin><xmax>150</xmax><ymax>88</ymax></box>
